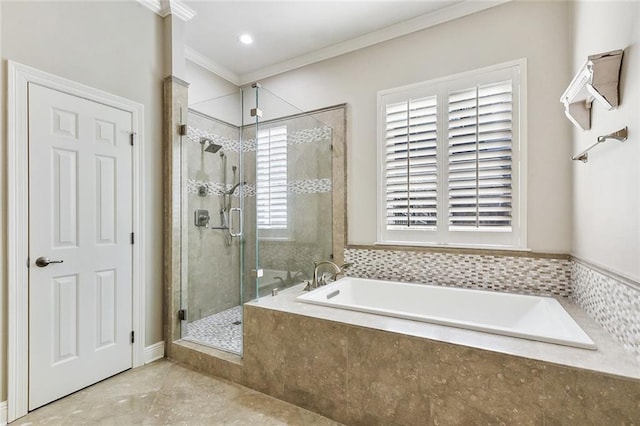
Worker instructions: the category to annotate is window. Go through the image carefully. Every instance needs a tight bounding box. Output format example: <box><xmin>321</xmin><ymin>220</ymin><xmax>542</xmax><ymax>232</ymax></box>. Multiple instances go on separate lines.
<box><xmin>377</xmin><ymin>61</ymin><xmax>525</xmax><ymax>248</ymax></box>
<box><xmin>256</xmin><ymin>125</ymin><xmax>288</xmax><ymax>238</ymax></box>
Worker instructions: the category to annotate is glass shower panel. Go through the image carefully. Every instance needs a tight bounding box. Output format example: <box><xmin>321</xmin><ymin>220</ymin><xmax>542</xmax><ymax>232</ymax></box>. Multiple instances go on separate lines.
<box><xmin>249</xmin><ymin>86</ymin><xmax>334</xmax><ymax>299</ymax></box>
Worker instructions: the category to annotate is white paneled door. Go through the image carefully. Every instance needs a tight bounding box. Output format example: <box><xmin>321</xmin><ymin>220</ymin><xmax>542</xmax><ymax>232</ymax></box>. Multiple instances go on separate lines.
<box><xmin>28</xmin><ymin>83</ymin><xmax>133</xmax><ymax>410</ymax></box>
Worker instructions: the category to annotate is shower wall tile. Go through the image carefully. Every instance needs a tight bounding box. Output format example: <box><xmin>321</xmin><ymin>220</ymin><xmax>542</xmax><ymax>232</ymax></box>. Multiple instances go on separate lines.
<box><xmin>344</xmin><ymin>247</ymin><xmax>572</xmax><ymax>297</ymax></box>
<box><xmin>185</xmin><ymin>112</ymin><xmax>242</xmax><ymax>321</ymax></box>
<box><xmin>185</xmin><ymin>178</ymin><xmax>331</xmax><ymax>197</ymax></box>
<box><xmin>571</xmin><ymin>260</ymin><xmax>640</xmax><ymax>360</ymax></box>
<box><xmin>186</xmin><ymin>124</ymin><xmax>332</xmax><ymax>153</ymax></box>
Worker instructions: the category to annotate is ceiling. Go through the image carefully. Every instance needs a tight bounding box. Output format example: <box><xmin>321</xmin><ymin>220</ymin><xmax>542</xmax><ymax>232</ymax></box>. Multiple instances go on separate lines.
<box><xmin>182</xmin><ymin>1</ymin><xmax>505</xmax><ymax>85</ymax></box>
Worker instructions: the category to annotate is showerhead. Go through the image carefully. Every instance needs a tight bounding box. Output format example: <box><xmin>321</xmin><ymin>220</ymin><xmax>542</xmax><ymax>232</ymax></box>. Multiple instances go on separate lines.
<box><xmin>205</xmin><ymin>142</ymin><xmax>223</xmax><ymax>154</ymax></box>
<box><xmin>201</xmin><ymin>138</ymin><xmax>223</xmax><ymax>154</ymax></box>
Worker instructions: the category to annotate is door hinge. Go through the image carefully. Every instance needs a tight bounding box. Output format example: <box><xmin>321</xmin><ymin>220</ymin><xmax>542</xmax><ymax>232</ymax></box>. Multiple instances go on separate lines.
<box><xmin>130</xmin><ymin>132</ymin><xmax>135</xmax><ymax>146</ymax></box>
<box><xmin>178</xmin><ymin>309</ymin><xmax>187</xmax><ymax>321</ymax></box>
<box><xmin>130</xmin><ymin>232</ymin><xmax>135</xmax><ymax>244</ymax></box>
<box><xmin>178</xmin><ymin>124</ymin><xmax>187</xmax><ymax>136</ymax></box>
<box><xmin>130</xmin><ymin>330</ymin><xmax>135</xmax><ymax>344</ymax></box>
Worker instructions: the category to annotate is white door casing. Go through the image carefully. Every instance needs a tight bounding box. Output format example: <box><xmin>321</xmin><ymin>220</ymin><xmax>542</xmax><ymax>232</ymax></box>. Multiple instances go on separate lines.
<box><xmin>7</xmin><ymin>61</ymin><xmax>146</xmax><ymax>421</ymax></box>
<box><xmin>28</xmin><ymin>84</ymin><xmax>133</xmax><ymax>410</ymax></box>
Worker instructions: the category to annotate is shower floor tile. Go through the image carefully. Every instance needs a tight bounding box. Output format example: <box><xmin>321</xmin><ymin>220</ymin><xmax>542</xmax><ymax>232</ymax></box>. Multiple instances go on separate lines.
<box><xmin>185</xmin><ymin>305</ymin><xmax>243</xmax><ymax>354</ymax></box>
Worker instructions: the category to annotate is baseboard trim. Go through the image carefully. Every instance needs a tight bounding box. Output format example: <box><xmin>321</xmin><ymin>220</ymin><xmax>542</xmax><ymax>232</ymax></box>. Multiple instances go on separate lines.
<box><xmin>1</xmin><ymin>400</ymin><xmax>8</xmax><ymax>426</ymax></box>
<box><xmin>144</xmin><ymin>341</ymin><xmax>165</xmax><ymax>364</ymax></box>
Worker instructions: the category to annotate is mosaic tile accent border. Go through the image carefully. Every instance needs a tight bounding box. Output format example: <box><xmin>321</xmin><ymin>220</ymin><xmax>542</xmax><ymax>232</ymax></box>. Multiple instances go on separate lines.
<box><xmin>572</xmin><ymin>261</ymin><xmax>640</xmax><ymax>360</ymax></box>
<box><xmin>186</xmin><ymin>126</ymin><xmax>240</xmax><ymax>152</ymax></box>
<box><xmin>186</xmin><ymin>178</ymin><xmax>331</xmax><ymax>197</ymax></box>
<box><xmin>289</xmin><ymin>178</ymin><xmax>331</xmax><ymax>194</ymax></box>
<box><xmin>344</xmin><ymin>247</ymin><xmax>572</xmax><ymax>297</ymax></box>
<box><xmin>186</xmin><ymin>179</ymin><xmax>248</xmax><ymax>197</ymax></box>
<box><xmin>186</xmin><ymin>125</ymin><xmax>331</xmax><ymax>152</ymax></box>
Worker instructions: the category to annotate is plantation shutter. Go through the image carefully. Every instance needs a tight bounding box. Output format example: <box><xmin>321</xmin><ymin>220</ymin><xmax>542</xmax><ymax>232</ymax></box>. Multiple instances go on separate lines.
<box><xmin>256</xmin><ymin>126</ymin><xmax>288</xmax><ymax>229</ymax></box>
<box><xmin>385</xmin><ymin>96</ymin><xmax>438</xmax><ymax>229</ymax></box>
<box><xmin>447</xmin><ymin>80</ymin><xmax>513</xmax><ymax>229</ymax></box>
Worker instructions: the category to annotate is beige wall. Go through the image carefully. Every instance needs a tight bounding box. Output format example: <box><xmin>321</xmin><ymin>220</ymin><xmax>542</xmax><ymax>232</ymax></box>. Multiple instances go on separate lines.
<box><xmin>255</xmin><ymin>1</ymin><xmax>574</xmax><ymax>253</ymax></box>
<box><xmin>571</xmin><ymin>1</ymin><xmax>640</xmax><ymax>281</ymax></box>
<box><xmin>187</xmin><ymin>60</ymin><xmax>240</xmax><ymax>124</ymax></box>
<box><xmin>0</xmin><ymin>1</ymin><xmax>165</xmax><ymax>401</ymax></box>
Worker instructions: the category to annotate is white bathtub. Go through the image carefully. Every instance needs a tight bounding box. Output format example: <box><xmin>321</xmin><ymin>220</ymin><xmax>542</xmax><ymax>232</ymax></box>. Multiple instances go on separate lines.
<box><xmin>296</xmin><ymin>277</ymin><xmax>596</xmax><ymax>350</ymax></box>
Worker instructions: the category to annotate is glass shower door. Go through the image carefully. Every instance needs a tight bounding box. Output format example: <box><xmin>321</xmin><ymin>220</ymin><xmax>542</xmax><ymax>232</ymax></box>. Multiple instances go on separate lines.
<box><xmin>179</xmin><ymin>92</ymin><xmax>246</xmax><ymax>354</ymax></box>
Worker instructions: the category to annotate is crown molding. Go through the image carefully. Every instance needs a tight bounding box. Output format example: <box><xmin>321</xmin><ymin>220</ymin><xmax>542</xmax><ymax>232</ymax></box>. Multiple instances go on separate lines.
<box><xmin>238</xmin><ymin>0</ymin><xmax>509</xmax><ymax>85</ymax></box>
<box><xmin>137</xmin><ymin>0</ymin><xmax>196</xmax><ymax>21</ymax></box>
<box><xmin>185</xmin><ymin>46</ymin><xmax>241</xmax><ymax>86</ymax></box>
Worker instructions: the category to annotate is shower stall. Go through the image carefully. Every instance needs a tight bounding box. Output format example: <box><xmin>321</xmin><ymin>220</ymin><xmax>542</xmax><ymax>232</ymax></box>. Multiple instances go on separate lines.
<box><xmin>178</xmin><ymin>84</ymin><xmax>338</xmax><ymax>354</ymax></box>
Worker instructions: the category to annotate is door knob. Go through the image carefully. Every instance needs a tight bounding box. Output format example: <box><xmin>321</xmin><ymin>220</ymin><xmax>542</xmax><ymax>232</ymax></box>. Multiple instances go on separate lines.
<box><xmin>35</xmin><ymin>257</ymin><xmax>64</xmax><ymax>267</ymax></box>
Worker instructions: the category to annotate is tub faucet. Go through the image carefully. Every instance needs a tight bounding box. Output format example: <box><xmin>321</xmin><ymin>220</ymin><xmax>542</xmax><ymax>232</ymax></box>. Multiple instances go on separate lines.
<box><xmin>304</xmin><ymin>261</ymin><xmax>353</xmax><ymax>291</ymax></box>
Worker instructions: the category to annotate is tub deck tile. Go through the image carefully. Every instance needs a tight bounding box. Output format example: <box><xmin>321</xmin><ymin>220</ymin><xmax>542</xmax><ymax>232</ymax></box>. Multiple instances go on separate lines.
<box><xmin>429</xmin><ymin>342</ymin><xmax>544</xmax><ymax>425</ymax></box>
<box><xmin>346</xmin><ymin>326</ymin><xmax>432</xmax><ymax>425</ymax></box>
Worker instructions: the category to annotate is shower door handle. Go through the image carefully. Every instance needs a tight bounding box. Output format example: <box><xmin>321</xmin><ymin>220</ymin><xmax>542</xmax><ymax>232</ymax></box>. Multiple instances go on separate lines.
<box><xmin>229</xmin><ymin>207</ymin><xmax>243</xmax><ymax>237</ymax></box>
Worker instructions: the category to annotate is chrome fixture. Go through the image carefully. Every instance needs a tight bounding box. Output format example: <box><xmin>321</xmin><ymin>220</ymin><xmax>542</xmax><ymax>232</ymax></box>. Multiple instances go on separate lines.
<box><xmin>35</xmin><ymin>256</ymin><xmax>64</xmax><ymax>267</ymax></box>
<box><xmin>304</xmin><ymin>261</ymin><xmax>353</xmax><ymax>291</ymax></box>
<box><xmin>572</xmin><ymin>126</ymin><xmax>628</xmax><ymax>163</ymax></box>
<box><xmin>201</xmin><ymin>137</ymin><xmax>223</xmax><ymax>154</ymax></box>
<box><xmin>597</xmin><ymin>126</ymin><xmax>628</xmax><ymax>143</ymax></box>
<box><xmin>226</xmin><ymin>181</ymin><xmax>246</xmax><ymax>196</ymax></box>
<box><xmin>209</xmin><ymin>208</ymin><xmax>229</xmax><ymax>230</ymax></box>
<box><xmin>194</xmin><ymin>209</ymin><xmax>210</xmax><ymax>227</ymax></box>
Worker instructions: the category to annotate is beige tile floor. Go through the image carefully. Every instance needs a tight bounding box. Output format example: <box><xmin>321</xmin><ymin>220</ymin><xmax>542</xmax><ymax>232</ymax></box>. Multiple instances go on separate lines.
<box><xmin>13</xmin><ymin>359</ymin><xmax>341</xmax><ymax>425</ymax></box>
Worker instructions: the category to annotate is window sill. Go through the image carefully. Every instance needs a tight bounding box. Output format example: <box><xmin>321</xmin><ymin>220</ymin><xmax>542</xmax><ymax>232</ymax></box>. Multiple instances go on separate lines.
<box><xmin>373</xmin><ymin>241</ymin><xmax>531</xmax><ymax>252</ymax></box>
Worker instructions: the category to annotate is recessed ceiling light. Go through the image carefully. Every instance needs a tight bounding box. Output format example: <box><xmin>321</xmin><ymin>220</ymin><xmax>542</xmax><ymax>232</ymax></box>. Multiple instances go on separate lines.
<box><xmin>239</xmin><ymin>34</ymin><xmax>253</xmax><ymax>45</ymax></box>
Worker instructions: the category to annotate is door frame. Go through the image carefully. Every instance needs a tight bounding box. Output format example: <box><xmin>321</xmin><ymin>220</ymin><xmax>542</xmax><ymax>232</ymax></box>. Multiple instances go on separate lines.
<box><xmin>7</xmin><ymin>61</ymin><xmax>147</xmax><ymax>422</ymax></box>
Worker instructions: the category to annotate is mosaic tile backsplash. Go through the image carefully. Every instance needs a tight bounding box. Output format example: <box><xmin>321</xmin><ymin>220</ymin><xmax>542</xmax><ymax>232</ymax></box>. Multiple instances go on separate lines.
<box><xmin>572</xmin><ymin>261</ymin><xmax>640</xmax><ymax>360</ymax></box>
<box><xmin>344</xmin><ymin>247</ymin><xmax>572</xmax><ymax>297</ymax></box>
<box><xmin>344</xmin><ymin>247</ymin><xmax>640</xmax><ymax>360</ymax></box>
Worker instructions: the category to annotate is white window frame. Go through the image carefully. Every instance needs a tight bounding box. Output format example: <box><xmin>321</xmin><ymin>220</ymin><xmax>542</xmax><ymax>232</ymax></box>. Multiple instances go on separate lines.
<box><xmin>256</xmin><ymin>125</ymin><xmax>291</xmax><ymax>240</ymax></box>
<box><xmin>376</xmin><ymin>59</ymin><xmax>527</xmax><ymax>249</ymax></box>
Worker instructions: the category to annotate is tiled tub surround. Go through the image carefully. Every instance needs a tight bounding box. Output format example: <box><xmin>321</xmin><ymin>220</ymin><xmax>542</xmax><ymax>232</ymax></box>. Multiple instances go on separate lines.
<box><xmin>167</xmin><ymin>249</ymin><xmax>640</xmax><ymax>424</ymax></box>
<box><xmin>240</xmin><ymin>285</ymin><xmax>640</xmax><ymax>425</ymax></box>
<box><xmin>344</xmin><ymin>246</ymin><xmax>572</xmax><ymax>297</ymax></box>
<box><xmin>345</xmin><ymin>246</ymin><xmax>640</xmax><ymax>361</ymax></box>
<box><xmin>572</xmin><ymin>259</ymin><xmax>640</xmax><ymax>360</ymax></box>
